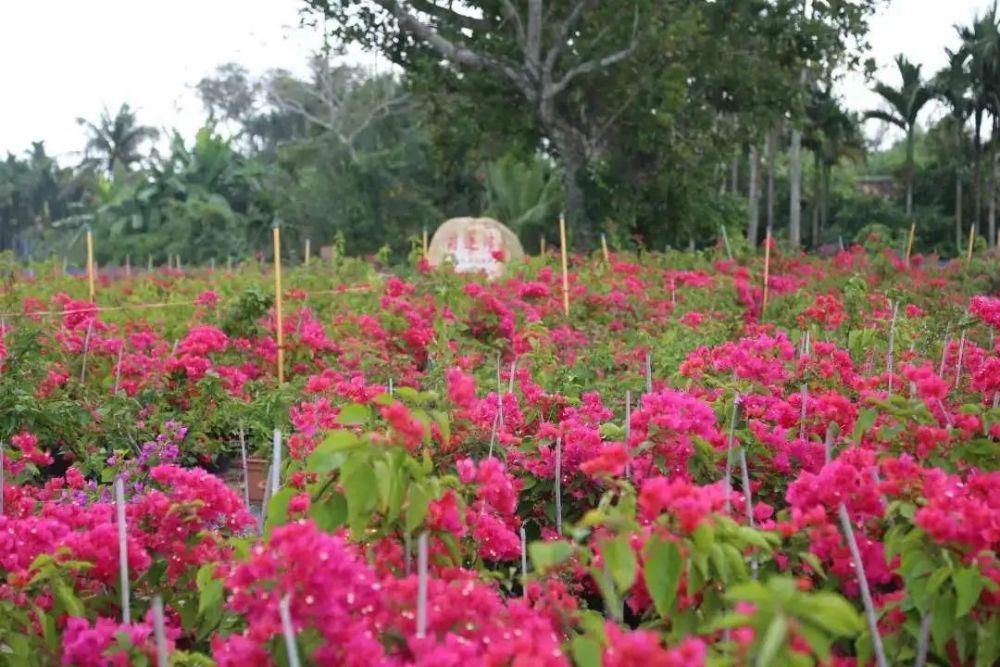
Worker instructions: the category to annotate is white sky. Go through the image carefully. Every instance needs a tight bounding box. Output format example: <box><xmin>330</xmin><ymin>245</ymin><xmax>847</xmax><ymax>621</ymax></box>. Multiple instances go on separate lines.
<box><xmin>0</xmin><ymin>0</ymin><xmax>995</xmax><ymax>159</ymax></box>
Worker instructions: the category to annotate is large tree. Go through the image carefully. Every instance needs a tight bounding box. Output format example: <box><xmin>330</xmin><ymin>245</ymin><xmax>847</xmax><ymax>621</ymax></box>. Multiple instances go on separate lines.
<box><xmin>77</xmin><ymin>104</ymin><xmax>159</xmax><ymax>177</ymax></box>
<box><xmin>932</xmin><ymin>48</ymin><xmax>973</xmax><ymax>251</ymax></box>
<box><xmin>304</xmin><ymin>0</ymin><xmax>650</xmax><ymax>244</ymax></box>
<box><xmin>864</xmin><ymin>55</ymin><xmax>933</xmax><ymax>217</ymax></box>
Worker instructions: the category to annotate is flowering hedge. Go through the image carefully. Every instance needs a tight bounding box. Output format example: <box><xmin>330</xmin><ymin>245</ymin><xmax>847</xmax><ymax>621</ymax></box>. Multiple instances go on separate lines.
<box><xmin>0</xmin><ymin>243</ymin><xmax>998</xmax><ymax>665</ymax></box>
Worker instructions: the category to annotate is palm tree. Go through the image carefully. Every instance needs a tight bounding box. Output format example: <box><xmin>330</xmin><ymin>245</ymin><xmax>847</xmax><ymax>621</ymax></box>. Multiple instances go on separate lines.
<box><xmin>864</xmin><ymin>55</ymin><xmax>934</xmax><ymax>217</ymax></box>
<box><xmin>957</xmin><ymin>4</ymin><xmax>1000</xmax><ymax>244</ymax></box>
<box><xmin>932</xmin><ymin>49</ymin><xmax>973</xmax><ymax>252</ymax></box>
<box><xmin>77</xmin><ymin>104</ymin><xmax>159</xmax><ymax>177</ymax></box>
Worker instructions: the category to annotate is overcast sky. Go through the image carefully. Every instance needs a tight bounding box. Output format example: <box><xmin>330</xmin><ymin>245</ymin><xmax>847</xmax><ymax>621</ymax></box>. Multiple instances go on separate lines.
<box><xmin>0</xmin><ymin>0</ymin><xmax>995</xmax><ymax>159</ymax></box>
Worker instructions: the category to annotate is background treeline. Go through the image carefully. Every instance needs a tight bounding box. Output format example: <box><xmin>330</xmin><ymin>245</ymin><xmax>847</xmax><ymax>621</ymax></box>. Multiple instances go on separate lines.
<box><xmin>3</xmin><ymin>1</ymin><xmax>1000</xmax><ymax>264</ymax></box>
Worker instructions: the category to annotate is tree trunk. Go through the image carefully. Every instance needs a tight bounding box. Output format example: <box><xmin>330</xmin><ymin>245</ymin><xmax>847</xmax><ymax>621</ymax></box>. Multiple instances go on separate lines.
<box><xmin>990</xmin><ymin>149</ymin><xmax>997</xmax><ymax>248</ymax></box>
<box><xmin>544</xmin><ymin>118</ymin><xmax>592</xmax><ymax>248</ymax></box>
<box><xmin>905</xmin><ymin>128</ymin><xmax>915</xmax><ymax>217</ymax></box>
<box><xmin>821</xmin><ymin>164</ymin><xmax>831</xmax><ymax>234</ymax></box>
<box><xmin>974</xmin><ymin>109</ymin><xmax>983</xmax><ymax>233</ymax></box>
<box><xmin>730</xmin><ymin>158</ymin><xmax>739</xmax><ymax>194</ymax></box>
<box><xmin>789</xmin><ymin>126</ymin><xmax>803</xmax><ymax>248</ymax></box>
<box><xmin>810</xmin><ymin>154</ymin><xmax>821</xmax><ymax>248</ymax></box>
<box><xmin>956</xmin><ymin>172</ymin><xmax>964</xmax><ymax>255</ymax></box>
<box><xmin>748</xmin><ymin>146</ymin><xmax>760</xmax><ymax>246</ymax></box>
<box><xmin>766</xmin><ymin>128</ymin><xmax>776</xmax><ymax>234</ymax></box>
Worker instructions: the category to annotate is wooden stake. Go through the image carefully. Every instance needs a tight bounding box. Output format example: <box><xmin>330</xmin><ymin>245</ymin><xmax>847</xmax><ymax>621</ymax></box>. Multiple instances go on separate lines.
<box><xmin>273</xmin><ymin>226</ymin><xmax>285</xmax><ymax>385</ymax></box>
<box><xmin>304</xmin><ymin>238</ymin><xmax>311</xmax><ymax>266</ymax></box>
<box><xmin>540</xmin><ymin>237</ymin><xmax>546</xmax><ymax>255</ymax></box>
<box><xmin>720</xmin><ymin>225</ymin><xmax>733</xmax><ymax>260</ymax></box>
<box><xmin>555</xmin><ymin>436</ymin><xmax>563</xmax><ymax>536</ymax></box>
<box><xmin>147</xmin><ymin>255</ymin><xmax>153</xmax><ymax>273</ymax></box>
<box><xmin>271</xmin><ymin>429</ymin><xmax>282</xmax><ymax>496</ymax></box>
<box><xmin>86</xmin><ymin>227</ymin><xmax>96</xmax><ymax>303</ymax></box>
<box><xmin>125</xmin><ymin>254</ymin><xmax>131</xmax><ymax>278</ymax></box>
<box><xmin>761</xmin><ymin>227</ymin><xmax>772</xmax><ymax>318</ymax></box>
<box><xmin>421</xmin><ymin>227</ymin><xmax>429</xmax><ymax>259</ymax></box>
<box><xmin>520</xmin><ymin>525</ymin><xmax>528</xmax><ymax>598</ymax></box>
<box><xmin>600</xmin><ymin>233</ymin><xmax>610</xmax><ymax>262</ymax></box>
<box><xmin>559</xmin><ymin>214</ymin><xmax>570</xmax><ymax>318</ymax></box>
<box><xmin>967</xmin><ymin>223</ymin><xmax>976</xmax><ymax>263</ymax></box>
<box><xmin>905</xmin><ymin>223</ymin><xmax>916</xmax><ymax>266</ymax></box>
<box><xmin>238</xmin><ymin>424</ymin><xmax>250</xmax><ymax>509</ymax></box>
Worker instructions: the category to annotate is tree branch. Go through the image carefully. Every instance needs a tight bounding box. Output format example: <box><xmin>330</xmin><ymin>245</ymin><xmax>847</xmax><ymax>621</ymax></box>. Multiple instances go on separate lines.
<box><xmin>407</xmin><ymin>0</ymin><xmax>486</xmax><ymax>30</ymax></box>
<box><xmin>374</xmin><ymin>0</ymin><xmax>534</xmax><ymax>99</ymax></box>
<box><xmin>546</xmin><ymin>6</ymin><xmax>638</xmax><ymax>98</ymax></box>
<box><xmin>526</xmin><ymin>0</ymin><xmax>543</xmax><ymax>73</ymax></box>
<box><xmin>543</xmin><ymin>0</ymin><xmax>597</xmax><ymax>76</ymax></box>
<box><xmin>499</xmin><ymin>0</ymin><xmax>525</xmax><ymax>47</ymax></box>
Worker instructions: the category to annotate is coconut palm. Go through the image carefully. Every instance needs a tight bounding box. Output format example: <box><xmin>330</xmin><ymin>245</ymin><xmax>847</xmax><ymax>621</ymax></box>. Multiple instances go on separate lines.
<box><xmin>864</xmin><ymin>55</ymin><xmax>934</xmax><ymax>217</ymax></box>
<box><xmin>932</xmin><ymin>48</ymin><xmax>974</xmax><ymax>251</ymax></box>
<box><xmin>77</xmin><ymin>104</ymin><xmax>159</xmax><ymax>177</ymax></box>
<box><xmin>957</xmin><ymin>4</ymin><xmax>1000</xmax><ymax>243</ymax></box>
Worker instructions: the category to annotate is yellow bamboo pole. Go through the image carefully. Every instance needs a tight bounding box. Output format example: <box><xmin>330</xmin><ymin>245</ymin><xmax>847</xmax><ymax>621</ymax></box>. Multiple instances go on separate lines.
<box><xmin>761</xmin><ymin>227</ymin><xmax>772</xmax><ymax>319</ymax></box>
<box><xmin>304</xmin><ymin>239</ymin><xmax>311</xmax><ymax>267</ymax></box>
<box><xmin>85</xmin><ymin>227</ymin><xmax>96</xmax><ymax>303</ymax></box>
<box><xmin>559</xmin><ymin>214</ymin><xmax>570</xmax><ymax>318</ymax></box>
<box><xmin>422</xmin><ymin>227</ymin><xmax>429</xmax><ymax>259</ymax></box>
<box><xmin>905</xmin><ymin>223</ymin><xmax>916</xmax><ymax>266</ymax></box>
<box><xmin>967</xmin><ymin>223</ymin><xmax>976</xmax><ymax>264</ymax></box>
<box><xmin>540</xmin><ymin>237</ymin><xmax>546</xmax><ymax>256</ymax></box>
<box><xmin>273</xmin><ymin>226</ymin><xmax>285</xmax><ymax>385</ymax></box>
<box><xmin>600</xmin><ymin>233</ymin><xmax>610</xmax><ymax>262</ymax></box>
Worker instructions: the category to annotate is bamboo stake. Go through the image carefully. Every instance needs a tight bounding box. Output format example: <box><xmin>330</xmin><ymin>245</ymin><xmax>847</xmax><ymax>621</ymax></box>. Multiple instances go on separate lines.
<box><xmin>955</xmin><ymin>330</ymin><xmax>966</xmax><ymax>390</ymax></box>
<box><xmin>271</xmin><ymin>429</ymin><xmax>282</xmax><ymax>496</ymax></box>
<box><xmin>624</xmin><ymin>391</ymin><xmax>632</xmax><ymax>481</ymax></box>
<box><xmin>555</xmin><ymin>436</ymin><xmax>563</xmax><ymax>536</ymax></box>
<box><xmin>304</xmin><ymin>238</ymin><xmax>311</xmax><ymax>266</ymax></box>
<box><xmin>540</xmin><ymin>237</ymin><xmax>546</xmax><ymax>255</ymax></box>
<box><xmin>210</xmin><ymin>258</ymin><xmax>215</xmax><ymax>272</ymax></box>
<box><xmin>422</xmin><ymin>227</ymin><xmax>429</xmax><ymax>259</ymax></box>
<box><xmin>416</xmin><ymin>532</ymin><xmax>429</xmax><ymax>638</ymax></box>
<box><xmin>273</xmin><ymin>226</ymin><xmax>285</xmax><ymax>385</ymax></box>
<box><xmin>838</xmin><ymin>504</ymin><xmax>889</xmax><ymax>667</ymax></box>
<box><xmin>125</xmin><ymin>254</ymin><xmax>131</xmax><ymax>278</ymax></box>
<box><xmin>886</xmin><ymin>301</ymin><xmax>899</xmax><ymax>396</ymax></box>
<box><xmin>967</xmin><ymin>223</ymin><xmax>975</xmax><ymax>263</ymax></box>
<box><xmin>239</xmin><ymin>424</ymin><xmax>250</xmax><ymax>510</ymax></box>
<box><xmin>147</xmin><ymin>255</ymin><xmax>153</xmax><ymax>273</ymax></box>
<box><xmin>1</xmin><ymin>441</ymin><xmax>5</xmax><ymax>517</ymax></box>
<box><xmin>279</xmin><ymin>595</ymin><xmax>302</xmax><ymax>667</ymax></box>
<box><xmin>559</xmin><ymin>214</ymin><xmax>570</xmax><ymax>318</ymax></box>
<box><xmin>113</xmin><ymin>347</ymin><xmax>124</xmax><ymax>395</ymax></box>
<box><xmin>152</xmin><ymin>596</ymin><xmax>168</xmax><ymax>667</ymax></box>
<box><xmin>739</xmin><ymin>447</ymin><xmax>758</xmax><ymax>578</ymax></box>
<box><xmin>405</xmin><ymin>532</ymin><xmax>412</xmax><ymax>576</ymax></box>
<box><xmin>600</xmin><ymin>233</ymin><xmax>610</xmax><ymax>262</ymax></box>
<box><xmin>644</xmin><ymin>352</ymin><xmax>653</xmax><ymax>394</ymax></box>
<box><xmin>720</xmin><ymin>225</ymin><xmax>733</xmax><ymax>261</ymax></box>
<box><xmin>86</xmin><ymin>227</ymin><xmax>96</xmax><ymax>303</ymax></box>
<box><xmin>799</xmin><ymin>384</ymin><xmax>808</xmax><ymax>439</ymax></box>
<box><xmin>761</xmin><ymin>227</ymin><xmax>772</xmax><ymax>318</ymax></box>
<box><xmin>723</xmin><ymin>393</ymin><xmax>741</xmax><ymax>513</ymax></box>
<box><xmin>115</xmin><ymin>478</ymin><xmax>131</xmax><ymax>624</ymax></box>
<box><xmin>62</xmin><ymin>256</ymin><xmax>68</xmax><ymax>276</ymax></box>
<box><xmin>80</xmin><ymin>320</ymin><xmax>94</xmax><ymax>384</ymax></box>
<box><xmin>520</xmin><ymin>525</ymin><xmax>528</xmax><ymax>598</ymax></box>
<box><xmin>905</xmin><ymin>223</ymin><xmax>916</xmax><ymax>266</ymax></box>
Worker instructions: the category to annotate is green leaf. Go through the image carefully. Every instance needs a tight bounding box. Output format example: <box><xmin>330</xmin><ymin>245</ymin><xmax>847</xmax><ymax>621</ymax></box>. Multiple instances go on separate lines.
<box><xmin>569</xmin><ymin>635</ymin><xmax>602</xmax><ymax>667</ymax></box>
<box><xmin>954</xmin><ymin>567</ymin><xmax>984</xmax><ymax>619</ymax></box>
<box><xmin>758</xmin><ymin>614</ymin><xmax>788</xmax><ymax>666</ymax></box>
<box><xmin>644</xmin><ymin>537</ymin><xmax>682</xmax><ymax>618</ymax></box>
<box><xmin>798</xmin><ymin>551</ymin><xmax>826</xmax><ymax>579</ymax></box>
<box><xmin>796</xmin><ymin>620</ymin><xmax>833</xmax><ymax>661</ymax></box>
<box><xmin>405</xmin><ymin>481</ymin><xmax>431</xmax><ymax>533</ymax></box>
<box><xmin>342</xmin><ymin>454</ymin><xmax>377</xmax><ymax>539</ymax></box>
<box><xmin>931</xmin><ymin>593</ymin><xmax>956</xmax><ymax>656</ymax></box>
<box><xmin>529</xmin><ymin>540</ymin><xmax>573</xmax><ymax>572</ymax></box>
<box><xmin>52</xmin><ymin>578</ymin><xmax>84</xmax><ymax>618</ymax></box>
<box><xmin>309</xmin><ymin>492</ymin><xmax>347</xmax><ymax>532</ymax></box>
<box><xmin>692</xmin><ymin>522</ymin><xmax>715</xmax><ymax>555</ymax></box>
<box><xmin>853</xmin><ymin>408</ymin><xmax>878</xmax><ymax>442</ymax></box>
<box><xmin>336</xmin><ymin>403</ymin><xmax>369</xmax><ymax>426</ymax></box>
<box><xmin>264</xmin><ymin>486</ymin><xmax>296</xmax><ymax>535</ymax></box>
<box><xmin>307</xmin><ymin>431</ymin><xmax>359</xmax><ymax>473</ymax></box>
<box><xmin>602</xmin><ymin>535</ymin><xmax>637</xmax><ymax>593</ymax></box>
<box><xmin>799</xmin><ymin>592</ymin><xmax>863</xmax><ymax>636</ymax></box>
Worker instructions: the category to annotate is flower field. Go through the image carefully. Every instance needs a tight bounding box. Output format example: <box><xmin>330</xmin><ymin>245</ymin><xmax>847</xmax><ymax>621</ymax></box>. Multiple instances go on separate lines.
<box><xmin>0</xmin><ymin>242</ymin><xmax>999</xmax><ymax>666</ymax></box>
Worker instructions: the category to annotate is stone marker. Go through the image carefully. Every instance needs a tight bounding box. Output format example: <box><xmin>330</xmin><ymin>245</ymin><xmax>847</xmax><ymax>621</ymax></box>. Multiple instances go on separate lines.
<box><xmin>427</xmin><ymin>217</ymin><xmax>524</xmax><ymax>279</ymax></box>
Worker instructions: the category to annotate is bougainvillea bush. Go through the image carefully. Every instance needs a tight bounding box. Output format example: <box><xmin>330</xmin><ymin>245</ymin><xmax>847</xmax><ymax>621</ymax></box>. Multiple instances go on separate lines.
<box><xmin>0</xmin><ymin>241</ymin><xmax>999</xmax><ymax>666</ymax></box>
